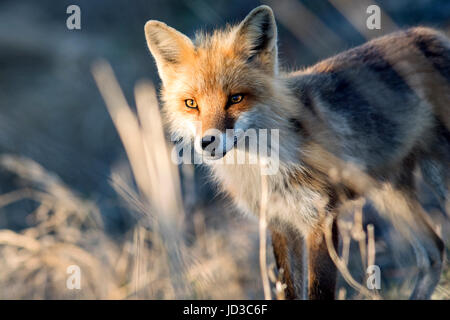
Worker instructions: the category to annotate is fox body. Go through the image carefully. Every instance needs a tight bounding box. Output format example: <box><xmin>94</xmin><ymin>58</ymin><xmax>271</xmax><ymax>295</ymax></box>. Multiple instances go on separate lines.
<box><xmin>145</xmin><ymin>6</ymin><xmax>450</xmax><ymax>299</ymax></box>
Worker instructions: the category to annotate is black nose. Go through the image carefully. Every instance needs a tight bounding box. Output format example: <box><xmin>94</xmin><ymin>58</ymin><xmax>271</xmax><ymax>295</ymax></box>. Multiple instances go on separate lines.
<box><xmin>201</xmin><ymin>135</ymin><xmax>216</xmax><ymax>150</ymax></box>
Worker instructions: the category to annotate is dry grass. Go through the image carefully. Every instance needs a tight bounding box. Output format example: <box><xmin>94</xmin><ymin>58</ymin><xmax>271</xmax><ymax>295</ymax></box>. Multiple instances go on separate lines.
<box><xmin>0</xmin><ymin>62</ymin><xmax>262</xmax><ymax>299</ymax></box>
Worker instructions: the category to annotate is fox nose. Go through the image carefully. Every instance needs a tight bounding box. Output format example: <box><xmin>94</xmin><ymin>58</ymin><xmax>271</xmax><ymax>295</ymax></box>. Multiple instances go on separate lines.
<box><xmin>201</xmin><ymin>135</ymin><xmax>216</xmax><ymax>150</ymax></box>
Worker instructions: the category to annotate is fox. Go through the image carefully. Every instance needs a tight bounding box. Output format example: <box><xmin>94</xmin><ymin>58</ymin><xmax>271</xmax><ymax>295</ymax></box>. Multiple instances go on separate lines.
<box><xmin>144</xmin><ymin>5</ymin><xmax>450</xmax><ymax>299</ymax></box>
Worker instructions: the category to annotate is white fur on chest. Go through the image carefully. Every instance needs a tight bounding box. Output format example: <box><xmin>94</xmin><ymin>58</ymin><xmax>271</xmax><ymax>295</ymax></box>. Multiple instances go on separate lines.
<box><xmin>209</xmin><ymin>153</ymin><xmax>323</xmax><ymax>234</ymax></box>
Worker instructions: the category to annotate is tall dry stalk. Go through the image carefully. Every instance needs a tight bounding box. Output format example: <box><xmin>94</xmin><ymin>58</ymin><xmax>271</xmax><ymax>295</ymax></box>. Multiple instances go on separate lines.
<box><xmin>259</xmin><ymin>173</ymin><xmax>271</xmax><ymax>300</ymax></box>
<box><xmin>92</xmin><ymin>61</ymin><xmax>188</xmax><ymax>298</ymax></box>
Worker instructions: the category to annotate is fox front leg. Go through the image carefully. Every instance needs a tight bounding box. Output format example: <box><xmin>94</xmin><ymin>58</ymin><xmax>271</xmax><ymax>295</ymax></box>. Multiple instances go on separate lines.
<box><xmin>306</xmin><ymin>218</ymin><xmax>339</xmax><ymax>300</ymax></box>
<box><xmin>271</xmin><ymin>226</ymin><xmax>307</xmax><ymax>299</ymax></box>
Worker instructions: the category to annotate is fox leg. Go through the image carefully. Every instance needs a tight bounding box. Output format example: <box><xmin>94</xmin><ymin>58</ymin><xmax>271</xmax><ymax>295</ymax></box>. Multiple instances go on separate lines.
<box><xmin>371</xmin><ymin>163</ymin><xmax>444</xmax><ymax>299</ymax></box>
<box><xmin>420</xmin><ymin>157</ymin><xmax>449</xmax><ymax>217</ymax></box>
<box><xmin>395</xmin><ymin>161</ymin><xmax>444</xmax><ymax>299</ymax></box>
<box><xmin>271</xmin><ymin>230</ymin><xmax>296</xmax><ymax>299</ymax></box>
<box><xmin>406</xmin><ymin>198</ymin><xmax>444</xmax><ymax>299</ymax></box>
<box><xmin>306</xmin><ymin>218</ymin><xmax>339</xmax><ymax>300</ymax></box>
<box><xmin>271</xmin><ymin>227</ymin><xmax>306</xmax><ymax>299</ymax></box>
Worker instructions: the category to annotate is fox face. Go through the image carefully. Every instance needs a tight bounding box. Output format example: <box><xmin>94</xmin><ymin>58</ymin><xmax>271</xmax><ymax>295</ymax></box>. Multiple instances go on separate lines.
<box><xmin>145</xmin><ymin>6</ymin><xmax>279</xmax><ymax>159</ymax></box>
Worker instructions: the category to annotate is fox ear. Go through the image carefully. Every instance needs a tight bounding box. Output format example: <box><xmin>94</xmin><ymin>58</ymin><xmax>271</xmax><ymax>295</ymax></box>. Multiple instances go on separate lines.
<box><xmin>144</xmin><ymin>20</ymin><xmax>194</xmax><ymax>83</ymax></box>
<box><xmin>236</xmin><ymin>5</ymin><xmax>278</xmax><ymax>73</ymax></box>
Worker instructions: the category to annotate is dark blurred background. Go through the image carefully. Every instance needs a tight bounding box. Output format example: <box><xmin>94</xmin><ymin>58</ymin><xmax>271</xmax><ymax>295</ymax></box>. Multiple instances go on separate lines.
<box><xmin>0</xmin><ymin>0</ymin><xmax>449</xmax><ymax>299</ymax></box>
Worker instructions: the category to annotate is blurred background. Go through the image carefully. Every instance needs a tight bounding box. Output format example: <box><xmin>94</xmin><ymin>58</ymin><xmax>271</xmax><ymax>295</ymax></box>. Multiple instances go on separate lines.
<box><xmin>0</xmin><ymin>0</ymin><xmax>449</xmax><ymax>299</ymax></box>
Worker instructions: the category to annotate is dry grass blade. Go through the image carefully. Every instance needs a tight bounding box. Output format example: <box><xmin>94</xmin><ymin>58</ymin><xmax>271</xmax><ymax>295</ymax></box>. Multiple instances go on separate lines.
<box><xmin>259</xmin><ymin>173</ymin><xmax>271</xmax><ymax>300</ymax></box>
<box><xmin>367</xmin><ymin>224</ymin><xmax>376</xmax><ymax>269</ymax></box>
<box><xmin>91</xmin><ymin>61</ymin><xmax>152</xmax><ymax>200</ymax></box>
<box><xmin>0</xmin><ymin>230</ymin><xmax>41</xmax><ymax>251</ymax></box>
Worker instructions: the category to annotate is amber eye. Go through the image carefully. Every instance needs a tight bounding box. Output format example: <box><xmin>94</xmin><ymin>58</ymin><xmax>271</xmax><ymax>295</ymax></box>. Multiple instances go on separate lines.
<box><xmin>185</xmin><ymin>99</ymin><xmax>198</xmax><ymax>109</ymax></box>
<box><xmin>229</xmin><ymin>94</ymin><xmax>244</xmax><ymax>104</ymax></box>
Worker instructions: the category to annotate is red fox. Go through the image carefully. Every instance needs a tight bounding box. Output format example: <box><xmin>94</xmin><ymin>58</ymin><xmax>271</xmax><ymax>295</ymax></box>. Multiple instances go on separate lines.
<box><xmin>144</xmin><ymin>5</ymin><xmax>450</xmax><ymax>299</ymax></box>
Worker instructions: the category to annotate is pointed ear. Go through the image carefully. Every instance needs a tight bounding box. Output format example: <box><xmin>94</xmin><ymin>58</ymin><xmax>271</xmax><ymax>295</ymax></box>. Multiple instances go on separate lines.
<box><xmin>236</xmin><ymin>5</ymin><xmax>278</xmax><ymax>74</ymax></box>
<box><xmin>144</xmin><ymin>20</ymin><xmax>194</xmax><ymax>84</ymax></box>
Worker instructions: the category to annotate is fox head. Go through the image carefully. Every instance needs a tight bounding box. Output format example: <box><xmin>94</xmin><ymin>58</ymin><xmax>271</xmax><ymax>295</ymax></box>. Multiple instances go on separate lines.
<box><xmin>145</xmin><ymin>5</ymin><xmax>284</xmax><ymax>160</ymax></box>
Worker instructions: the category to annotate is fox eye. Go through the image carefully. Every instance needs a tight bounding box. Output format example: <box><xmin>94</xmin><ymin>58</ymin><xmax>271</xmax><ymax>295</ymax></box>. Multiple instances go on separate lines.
<box><xmin>185</xmin><ymin>99</ymin><xmax>198</xmax><ymax>109</ymax></box>
<box><xmin>229</xmin><ymin>94</ymin><xmax>244</xmax><ymax>104</ymax></box>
